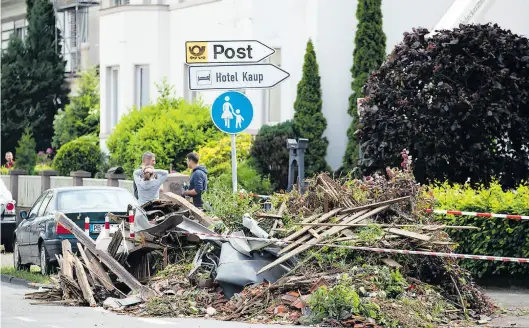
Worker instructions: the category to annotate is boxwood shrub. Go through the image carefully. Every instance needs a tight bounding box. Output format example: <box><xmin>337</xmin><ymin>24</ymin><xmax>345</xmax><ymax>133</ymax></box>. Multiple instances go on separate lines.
<box><xmin>53</xmin><ymin>135</ymin><xmax>102</xmax><ymax>176</ymax></box>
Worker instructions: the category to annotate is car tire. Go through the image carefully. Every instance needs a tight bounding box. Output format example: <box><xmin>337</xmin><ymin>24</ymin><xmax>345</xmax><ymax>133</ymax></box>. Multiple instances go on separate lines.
<box><xmin>13</xmin><ymin>241</ymin><xmax>29</xmax><ymax>271</ymax></box>
<box><xmin>39</xmin><ymin>243</ymin><xmax>51</xmax><ymax>275</ymax></box>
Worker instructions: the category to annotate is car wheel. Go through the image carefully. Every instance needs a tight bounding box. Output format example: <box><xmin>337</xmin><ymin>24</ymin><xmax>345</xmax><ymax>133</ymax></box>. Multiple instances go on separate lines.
<box><xmin>13</xmin><ymin>241</ymin><xmax>29</xmax><ymax>271</ymax></box>
<box><xmin>39</xmin><ymin>243</ymin><xmax>51</xmax><ymax>275</ymax></box>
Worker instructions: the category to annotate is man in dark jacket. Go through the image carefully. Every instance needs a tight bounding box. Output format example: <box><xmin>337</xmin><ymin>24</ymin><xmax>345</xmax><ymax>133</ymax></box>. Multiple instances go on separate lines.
<box><xmin>133</xmin><ymin>152</ymin><xmax>156</xmax><ymax>199</ymax></box>
<box><xmin>182</xmin><ymin>152</ymin><xmax>208</xmax><ymax>209</ymax></box>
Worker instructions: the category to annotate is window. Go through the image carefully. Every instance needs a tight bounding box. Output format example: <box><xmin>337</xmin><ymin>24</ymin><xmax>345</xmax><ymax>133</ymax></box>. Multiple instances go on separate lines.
<box><xmin>38</xmin><ymin>193</ymin><xmax>54</xmax><ymax>217</ymax></box>
<box><xmin>267</xmin><ymin>48</ymin><xmax>282</xmax><ymax>123</ymax></box>
<box><xmin>1</xmin><ymin>19</ymin><xmax>27</xmax><ymax>51</ymax></box>
<box><xmin>28</xmin><ymin>192</ymin><xmax>48</xmax><ymax>219</ymax></box>
<box><xmin>57</xmin><ymin>189</ymin><xmax>139</xmax><ymax>213</ymax></box>
<box><xmin>183</xmin><ymin>64</ymin><xmax>197</xmax><ymax>103</ymax></box>
<box><xmin>135</xmin><ymin>65</ymin><xmax>150</xmax><ymax>108</ymax></box>
<box><xmin>108</xmin><ymin>66</ymin><xmax>120</xmax><ymax>130</ymax></box>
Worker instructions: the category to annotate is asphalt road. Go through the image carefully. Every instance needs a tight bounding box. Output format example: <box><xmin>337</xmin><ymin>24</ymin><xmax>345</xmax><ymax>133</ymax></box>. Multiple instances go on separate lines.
<box><xmin>1</xmin><ymin>282</ymin><xmax>299</xmax><ymax>328</ymax></box>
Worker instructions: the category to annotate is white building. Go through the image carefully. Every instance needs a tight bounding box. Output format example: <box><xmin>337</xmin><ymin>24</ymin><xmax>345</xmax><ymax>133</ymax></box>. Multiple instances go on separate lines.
<box><xmin>98</xmin><ymin>0</ymin><xmax>529</xmax><ymax>170</ymax></box>
<box><xmin>1</xmin><ymin>0</ymin><xmax>100</xmax><ymax>81</ymax></box>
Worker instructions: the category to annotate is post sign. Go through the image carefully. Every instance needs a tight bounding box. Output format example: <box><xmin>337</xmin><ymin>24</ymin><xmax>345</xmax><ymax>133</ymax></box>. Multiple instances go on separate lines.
<box><xmin>211</xmin><ymin>91</ymin><xmax>253</xmax><ymax>134</ymax></box>
<box><xmin>186</xmin><ymin>40</ymin><xmax>275</xmax><ymax>64</ymax></box>
<box><xmin>188</xmin><ymin>63</ymin><xmax>290</xmax><ymax>91</ymax></box>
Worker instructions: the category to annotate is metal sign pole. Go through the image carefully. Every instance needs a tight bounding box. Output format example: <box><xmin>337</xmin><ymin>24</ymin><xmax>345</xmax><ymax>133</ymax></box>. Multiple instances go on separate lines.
<box><xmin>231</xmin><ymin>134</ymin><xmax>238</xmax><ymax>193</ymax></box>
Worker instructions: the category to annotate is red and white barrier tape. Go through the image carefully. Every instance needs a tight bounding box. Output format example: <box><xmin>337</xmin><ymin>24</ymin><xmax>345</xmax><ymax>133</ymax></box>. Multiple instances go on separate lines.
<box><xmin>175</xmin><ymin>231</ymin><xmax>529</xmax><ymax>264</ymax></box>
<box><xmin>426</xmin><ymin>209</ymin><xmax>529</xmax><ymax>221</ymax></box>
<box><xmin>129</xmin><ymin>209</ymin><xmax>135</xmax><ymax>238</ymax></box>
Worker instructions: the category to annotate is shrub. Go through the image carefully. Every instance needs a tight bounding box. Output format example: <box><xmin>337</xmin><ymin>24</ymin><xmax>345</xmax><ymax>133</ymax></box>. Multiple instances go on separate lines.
<box><xmin>15</xmin><ymin>128</ymin><xmax>37</xmax><ymax>175</ymax></box>
<box><xmin>293</xmin><ymin>39</ymin><xmax>330</xmax><ymax>176</ymax></box>
<box><xmin>194</xmin><ymin>133</ymin><xmax>253</xmax><ymax>177</ymax></box>
<box><xmin>213</xmin><ymin>159</ymin><xmax>273</xmax><ymax>195</ymax></box>
<box><xmin>53</xmin><ymin>135</ymin><xmax>103</xmax><ymax>176</ymax></box>
<box><xmin>107</xmin><ymin>80</ymin><xmax>221</xmax><ymax>175</ymax></box>
<box><xmin>358</xmin><ymin>24</ymin><xmax>529</xmax><ymax>188</ymax></box>
<box><xmin>251</xmin><ymin>121</ymin><xmax>295</xmax><ymax>191</ymax></box>
<box><xmin>343</xmin><ymin>0</ymin><xmax>386</xmax><ymax>171</ymax></box>
<box><xmin>52</xmin><ymin>68</ymin><xmax>100</xmax><ymax>149</ymax></box>
<box><xmin>430</xmin><ymin>181</ymin><xmax>529</xmax><ymax>277</ymax></box>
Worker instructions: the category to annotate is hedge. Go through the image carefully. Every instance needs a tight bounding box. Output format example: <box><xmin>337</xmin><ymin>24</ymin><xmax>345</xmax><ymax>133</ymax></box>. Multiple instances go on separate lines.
<box><xmin>53</xmin><ymin>135</ymin><xmax>102</xmax><ymax>176</ymax></box>
<box><xmin>430</xmin><ymin>181</ymin><xmax>529</xmax><ymax>278</ymax></box>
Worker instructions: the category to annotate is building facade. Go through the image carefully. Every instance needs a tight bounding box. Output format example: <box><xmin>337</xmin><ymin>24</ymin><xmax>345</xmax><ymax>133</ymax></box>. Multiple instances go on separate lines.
<box><xmin>97</xmin><ymin>0</ymin><xmax>529</xmax><ymax>170</ymax></box>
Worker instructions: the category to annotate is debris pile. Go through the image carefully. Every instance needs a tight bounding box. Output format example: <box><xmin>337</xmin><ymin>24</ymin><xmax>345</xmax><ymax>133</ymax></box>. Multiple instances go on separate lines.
<box><xmin>25</xmin><ymin>164</ymin><xmax>496</xmax><ymax>327</ymax></box>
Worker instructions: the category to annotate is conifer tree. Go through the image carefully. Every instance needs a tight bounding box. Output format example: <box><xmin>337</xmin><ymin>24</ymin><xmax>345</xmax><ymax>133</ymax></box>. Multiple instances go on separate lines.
<box><xmin>293</xmin><ymin>39</ymin><xmax>329</xmax><ymax>176</ymax></box>
<box><xmin>343</xmin><ymin>0</ymin><xmax>386</xmax><ymax>171</ymax></box>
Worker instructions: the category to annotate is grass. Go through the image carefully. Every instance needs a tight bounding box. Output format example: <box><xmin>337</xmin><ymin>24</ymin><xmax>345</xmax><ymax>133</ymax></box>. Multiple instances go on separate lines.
<box><xmin>1</xmin><ymin>265</ymin><xmax>51</xmax><ymax>284</ymax></box>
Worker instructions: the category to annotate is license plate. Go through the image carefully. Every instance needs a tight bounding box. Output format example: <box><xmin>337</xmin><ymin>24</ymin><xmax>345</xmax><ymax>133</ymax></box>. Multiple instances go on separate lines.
<box><xmin>91</xmin><ymin>224</ymin><xmax>119</xmax><ymax>233</ymax></box>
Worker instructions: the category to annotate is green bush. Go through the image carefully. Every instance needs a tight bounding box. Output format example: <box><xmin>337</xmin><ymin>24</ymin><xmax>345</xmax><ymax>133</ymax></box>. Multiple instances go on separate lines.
<box><xmin>107</xmin><ymin>80</ymin><xmax>221</xmax><ymax>175</ymax></box>
<box><xmin>251</xmin><ymin>121</ymin><xmax>294</xmax><ymax>191</ymax></box>
<box><xmin>193</xmin><ymin>133</ymin><xmax>253</xmax><ymax>177</ymax></box>
<box><xmin>213</xmin><ymin>159</ymin><xmax>273</xmax><ymax>195</ymax></box>
<box><xmin>53</xmin><ymin>135</ymin><xmax>102</xmax><ymax>176</ymax></box>
<box><xmin>430</xmin><ymin>181</ymin><xmax>529</xmax><ymax>277</ymax></box>
<box><xmin>15</xmin><ymin>128</ymin><xmax>37</xmax><ymax>175</ymax></box>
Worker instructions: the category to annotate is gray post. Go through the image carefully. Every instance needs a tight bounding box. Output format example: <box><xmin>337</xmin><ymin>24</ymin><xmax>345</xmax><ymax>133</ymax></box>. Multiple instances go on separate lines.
<box><xmin>297</xmin><ymin>138</ymin><xmax>308</xmax><ymax>194</ymax></box>
<box><xmin>105</xmin><ymin>170</ymin><xmax>127</xmax><ymax>187</ymax></box>
<box><xmin>286</xmin><ymin>138</ymin><xmax>309</xmax><ymax>194</ymax></box>
<box><xmin>230</xmin><ymin>134</ymin><xmax>238</xmax><ymax>193</ymax></box>
<box><xmin>70</xmin><ymin>170</ymin><xmax>91</xmax><ymax>186</ymax></box>
<box><xmin>39</xmin><ymin>170</ymin><xmax>58</xmax><ymax>193</ymax></box>
<box><xmin>9</xmin><ymin>169</ymin><xmax>26</xmax><ymax>204</ymax></box>
<box><xmin>287</xmin><ymin>139</ymin><xmax>297</xmax><ymax>192</ymax></box>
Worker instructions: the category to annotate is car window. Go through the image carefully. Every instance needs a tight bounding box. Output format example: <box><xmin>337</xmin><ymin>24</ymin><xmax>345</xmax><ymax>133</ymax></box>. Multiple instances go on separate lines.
<box><xmin>28</xmin><ymin>192</ymin><xmax>48</xmax><ymax>219</ymax></box>
<box><xmin>57</xmin><ymin>189</ymin><xmax>139</xmax><ymax>213</ymax></box>
<box><xmin>38</xmin><ymin>192</ymin><xmax>54</xmax><ymax>216</ymax></box>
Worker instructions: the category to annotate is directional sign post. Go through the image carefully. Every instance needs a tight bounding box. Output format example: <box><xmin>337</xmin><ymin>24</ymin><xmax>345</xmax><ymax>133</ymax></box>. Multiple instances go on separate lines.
<box><xmin>186</xmin><ymin>39</ymin><xmax>290</xmax><ymax>193</ymax></box>
<box><xmin>211</xmin><ymin>91</ymin><xmax>254</xmax><ymax>192</ymax></box>
<box><xmin>188</xmin><ymin>64</ymin><xmax>289</xmax><ymax>91</ymax></box>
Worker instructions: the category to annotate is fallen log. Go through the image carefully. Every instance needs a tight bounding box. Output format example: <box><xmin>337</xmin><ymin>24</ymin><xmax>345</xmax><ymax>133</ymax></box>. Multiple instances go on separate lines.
<box><xmin>56</xmin><ymin>212</ymin><xmax>156</xmax><ymax>300</ymax></box>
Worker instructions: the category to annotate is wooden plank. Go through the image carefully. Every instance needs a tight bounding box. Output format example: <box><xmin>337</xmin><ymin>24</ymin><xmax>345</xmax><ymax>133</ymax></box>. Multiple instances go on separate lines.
<box><xmin>340</xmin><ymin>196</ymin><xmax>411</xmax><ymax>214</ymax></box>
<box><xmin>61</xmin><ymin>240</ymin><xmax>73</xmax><ymax>279</ymax></box>
<box><xmin>386</xmin><ymin>228</ymin><xmax>431</xmax><ymax>241</ymax></box>
<box><xmin>381</xmin><ymin>258</ymin><xmax>402</xmax><ymax>269</ymax></box>
<box><xmin>71</xmin><ymin>253</ymin><xmax>97</xmax><ymax>306</ymax></box>
<box><xmin>283</xmin><ymin>208</ymin><xmax>342</xmax><ymax>242</ymax></box>
<box><xmin>308</xmin><ymin>229</ymin><xmax>320</xmax><ymax>239</ymax></box>
<box><xmin>277</xmin><ymin>202</ymin><xmax>287</xmax><ymax>216</ymax></box>
<box><xmin>256</xmin><ymin>212</ymin><xmax>283</xmax><ymax>219</ymax></box>
<box><xmin>279</xmin><ymin>213</ymin><xmax>349</xmax><ymax>255</ymax></box>
<box><xmin>78</xmin><ymin>244</ymin><xmax>115</xmax><ymax>292</ymax></box>
<box><xmin>160</xmin><ymin>192</ymin><xmax>213</xmax><ymax>226</ymax></box>
<box><xmin>57</xmin><ymin>212</ymin><xmax>156</xmax><ymax>300</ymax></box>
<box><xmin>258</xmin><ymin>206</ymin><xmax>388</xmax><ymax>274</ymax></box>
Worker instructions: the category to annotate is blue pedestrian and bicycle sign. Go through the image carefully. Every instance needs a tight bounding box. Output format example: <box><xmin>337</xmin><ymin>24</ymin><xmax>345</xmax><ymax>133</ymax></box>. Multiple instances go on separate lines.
<box><xmin>211</xmin><ymin>91</ymin><xmax>253</xmax><ymax>134</ymax></box>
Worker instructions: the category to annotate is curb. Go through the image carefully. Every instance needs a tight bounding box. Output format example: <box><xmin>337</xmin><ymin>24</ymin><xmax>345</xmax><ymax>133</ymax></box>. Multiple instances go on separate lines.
<box><xmin>0</xmin><ymin>274</ymin><xmax>38</xmax><ymax>289</ymax></box>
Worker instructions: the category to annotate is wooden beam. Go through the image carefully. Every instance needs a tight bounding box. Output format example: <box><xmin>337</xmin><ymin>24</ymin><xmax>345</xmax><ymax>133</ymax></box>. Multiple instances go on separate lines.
<box><xmin>340</xmin><ymin>196</ymin><xmax>411</xmax><ymax>214</ymax></box>
<box><xmin>160</xmin><ymin>192</ymin><xmax>213</xmax><ymax>226</ymax></box>
<box><xmin>258</xmin><ymin>206</ymin><xmax>388</xmax><ymax>274</ymax></box>
<box><xmin>283</xmin><ymin>208</ymin><xmax>342</xmax><ymax>242</ymax></box>
<box><xmin>78</xmin><ymin>244</ymin><xmax>115</xmax><ymax>292</ymax></box>
<box><xmin>71</xmin><ymin>254</ymin><xmax>97</xmax><ymax>307</ymax></box>
<box><xmin>57</xmin><ymin>212</ymin><xmax>156</xmax><ymax>300</ymax></box>
<box><xmin>386</xmin><ymin>228</ymin><xmax>431</xmax><ymax>242</ymax></box>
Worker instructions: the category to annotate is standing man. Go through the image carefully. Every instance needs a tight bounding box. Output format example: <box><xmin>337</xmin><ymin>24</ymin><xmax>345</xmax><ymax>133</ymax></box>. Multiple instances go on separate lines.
<box><xmin>4</xmin><ymin>152</ymin><xmax>14</xmax><ymax>169</ymax></box>
<box><xmin>133</xmin><ymin>152</ymin><xmax>156</xmax><ymax>199</ymax></box>
<box><xmin>182</xmin><ymin>152</ymin><xmax>208</xmax><ymax>209</ymax></box>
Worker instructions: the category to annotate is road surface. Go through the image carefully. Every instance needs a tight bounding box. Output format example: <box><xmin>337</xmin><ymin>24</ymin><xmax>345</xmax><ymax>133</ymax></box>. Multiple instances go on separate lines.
<box><xmin>1</xmin><ymin>282</ymin><xmax>297</xmax><ymax>328</ymax></box>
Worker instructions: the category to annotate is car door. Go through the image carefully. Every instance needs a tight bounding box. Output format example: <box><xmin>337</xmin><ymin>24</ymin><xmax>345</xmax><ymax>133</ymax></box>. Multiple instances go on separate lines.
<box><xmin>30</xmin><ymin>191</ymin><xmax>54</xmax><ymax>261</ymax></box>
<box><xmin>18</xmin><ymin>192</ymin><xmax>47</xmax><ymax>260</ymax></box>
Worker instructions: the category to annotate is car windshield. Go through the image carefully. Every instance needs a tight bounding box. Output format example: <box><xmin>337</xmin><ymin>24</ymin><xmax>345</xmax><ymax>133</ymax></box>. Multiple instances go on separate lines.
<box><xmin>57</xmin><ymin>189</ymin><xmax>139</xmax><ymax>212</ymax></box>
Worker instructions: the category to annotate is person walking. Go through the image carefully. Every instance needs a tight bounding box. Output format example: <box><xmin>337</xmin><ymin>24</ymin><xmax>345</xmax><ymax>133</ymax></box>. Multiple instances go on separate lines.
<box><xmin>4</xmin><ymin>152</ymin><xmax>15</xmax><ymax>169</ymax></box>
<box><xmin>133</xmin><ymin>152</ymin><xmax>156</xmax><ymax>199</ymax></box>
<box><xmin>182</xmin><ymin>152</ymin><xmax>208</xmax><ymax>209</ymax></box>
<box><xmin>133</xmin><ymin>166</ymin><xmax>168</xmax><ymax>205</ymax></box>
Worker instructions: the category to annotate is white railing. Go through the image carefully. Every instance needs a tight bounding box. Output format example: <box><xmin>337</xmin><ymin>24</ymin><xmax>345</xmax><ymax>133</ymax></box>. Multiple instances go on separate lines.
<box><xmin>82</xmin><ymin>178</ymin><xmax>108</xmax><ymax>187</ymax></box>
<box><xmin>50</xmin><ymin>176</ymin><xmax>74</xmax><ymax>189</ymax></box>
<box><xmin>18</xmin><ymin>176</ymin><xmax>42</xmax><ymax>207</ymax></box>
<box><xmin>0</xmin><ymin>176</ymin><xmax>10</xmax><ymax>190</ymax></box>
<box><xmin>119</xmin><ymin>180</ymin><xmax>134</xmax><ymax>194</ymax></box>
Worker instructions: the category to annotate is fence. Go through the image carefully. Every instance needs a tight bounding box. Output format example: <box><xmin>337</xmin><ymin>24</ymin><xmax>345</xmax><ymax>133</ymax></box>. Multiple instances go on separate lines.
<box><xmin>2</xmin><ymin>169</ymin><xmax>189</xmax><ymax>208</ymax></box>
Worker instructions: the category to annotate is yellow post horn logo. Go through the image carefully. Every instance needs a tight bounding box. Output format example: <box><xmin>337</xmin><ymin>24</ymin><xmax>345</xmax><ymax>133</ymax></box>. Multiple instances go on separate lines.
<box><xmin>186</xmin><ymin>42</ymin><xmax>208</xmax><ymax>63</ymax></box>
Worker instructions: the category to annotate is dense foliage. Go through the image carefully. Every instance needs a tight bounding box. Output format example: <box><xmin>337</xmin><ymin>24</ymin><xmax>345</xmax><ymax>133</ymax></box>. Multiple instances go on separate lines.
<box><xmin>53</xmin><ymin>68</ymin><xmax>100</xmax><ymax>149</ymax></box>
<box><xmin>293</xmin><ymin>40</ymin><xmax>329</xmax><ymax>176</ymax></box>
<box><xmin>53</xmin><ymin>135</ymin><xmax>103</xmax><ymax>176</ymax></box>
<box><xmin>358</xmin><ymin>24</ymin><xmax>529</xmax><ymax>187</ymax></box>
<box><xmin>15</xmin><ymin>129</ymin><xmax>37</xmax><ymax>175</ymax></box>
<box><xmin>194</xmin><ymin>133</ymin><xmax>253</xmax><ymax>177</ymax></box>
<box><xmin>250</xmin><ymin>121</ymin><xmax>295</xmax><ymax>190</ymax></box>
<box><xmin>431</xmin><ymin>181</ymin><xmax>529</xmax><ymax>278</ymax></box>
<box><xmin>107</xmin><ymin>82</ymin><xmax>221</xmax><ymax>175</ymax></box>
<box><xmin>343</xmin><ymin>0</ymin><xmax>386</xmax><ymax>171</ymax></box>
<box><xmin>1</xmin><ymin>0</ymin><xmax>69</xmax><ymax>154</ymax></box>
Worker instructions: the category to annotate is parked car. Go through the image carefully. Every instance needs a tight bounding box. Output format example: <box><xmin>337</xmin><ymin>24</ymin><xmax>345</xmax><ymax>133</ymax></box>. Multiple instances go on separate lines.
<box><xmin>0</xmin><ymin>178</ymin><xmax>17</xmax><ymax>252</ymax></box>
<box><xmin>13</xmin><ymin>186</ymin><xmax>139</xmax><ymax>274</ymax></box>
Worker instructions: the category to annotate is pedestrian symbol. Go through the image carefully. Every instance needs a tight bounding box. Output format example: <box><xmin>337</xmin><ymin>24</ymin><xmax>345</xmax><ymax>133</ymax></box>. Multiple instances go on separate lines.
<box><xmin>211</xmin><ymin>91</ymin><xmax>253</xmax><ymax>134</ymax></box>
